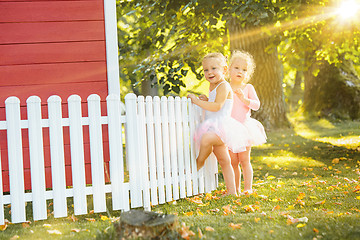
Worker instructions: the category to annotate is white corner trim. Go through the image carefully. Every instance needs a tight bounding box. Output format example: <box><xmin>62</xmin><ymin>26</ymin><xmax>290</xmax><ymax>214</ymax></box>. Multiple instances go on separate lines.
<box><xmin>104</xmin><ymin>0</ymin><xmax>120</xmax><ymax>96</ymax></box>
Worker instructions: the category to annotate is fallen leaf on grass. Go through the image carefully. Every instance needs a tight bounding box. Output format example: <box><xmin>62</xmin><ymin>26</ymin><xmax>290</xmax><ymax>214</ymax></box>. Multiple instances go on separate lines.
<box><xmin>315</xmin><ymin>199</ymin><xmax>326</xmax><ymax>205</ymax></box>
<box><xmin>22</xmin><ymin>223</ymin><xmax>30</xmax><ymax>228</ymax></box>
<box><xmin>100</xmin><ymin>215</ymin><xmax>109</xmax><ymax>221</ymax></box>
<box><xmin>229</xmin><ymin>223</ymin><xmax>242</xmax><ymax>230</ymax></box>
<box><xmin>89</xmin><ymin>210</ymin><xmax>95</xmax><ymax>214</ymax></box>
<box><xmin>223</xmin><ymin>205</ymin><xmax>236</xmax><ymax>215</ymax></box>
<box><xmin>179</xmin><ymin>223</ymin><xmax>195</xmax><ymax>240</ymax></box>
<box><xmin>0</xmin><ymin>224</ymin><xmax>7</xmax><ymax>231</ymax></box>
<box><xmin>356</xmin><ymin>196</ymin><xmax>360</xmax><ymax>200</ymax></box>
<box><xmin>47</xmin><ymin>229</ymin><xmax>62</xmax><ymax>235</ymax></box>
<box><xmin>71</xmin><ymin>229</ymin><xmax>81</xmax><ymax>233</ymax></box>
<box><xmin>85</xmin><ymin>218</ymin><xmax>96</xmax><ymax>222</ymax></box>
<box><xmin>272</xmin><ymin>205</ymin><xmax>281</xmax><ymax>211</ymax></box>
<box><xmin>184</xmin><ymin>211</ymin><xmax>193</xmax><ymax>216</ymax></box>
<box><xmin>296</xmin><ymin>223</ymin><xmax>306</xmax><ymax>228</ymax></box>
<box><xmin>313</xmin><ymin>228</ymin><xmax>319</xmax><ymax>233</ymax></box>
<box><xmin>254</xmin><ymin>217</ymin><xmax>261</xmax><ymax>223</ymax></box>
<box><xmin>67</xmin><ymin>214</ymin><xmax>78</xmax><ymax>222</ymax></box>
<box><xmin>197</xmin><ymin>227</ymin><xmax>203</xmax><ymax>238</ymax></box>
<box><xmin>205</xmin><ymin>226</ymin><xmax>215</xmax><ymax>232</ymax></box>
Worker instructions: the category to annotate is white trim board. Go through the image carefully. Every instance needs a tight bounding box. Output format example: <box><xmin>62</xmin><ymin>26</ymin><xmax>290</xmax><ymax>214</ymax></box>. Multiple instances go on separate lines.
<box><xmin>104</xmin><ymin>0</ymin><xmax>120</xmax><ymax>97</ymax></box>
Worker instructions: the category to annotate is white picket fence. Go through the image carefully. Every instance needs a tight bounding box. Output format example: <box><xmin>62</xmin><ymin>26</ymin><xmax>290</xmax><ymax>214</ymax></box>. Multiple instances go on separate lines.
<box><xmin>0</xmin><ymin>93</ymin><xmax>218</xmax><ymax>224</ymax></box>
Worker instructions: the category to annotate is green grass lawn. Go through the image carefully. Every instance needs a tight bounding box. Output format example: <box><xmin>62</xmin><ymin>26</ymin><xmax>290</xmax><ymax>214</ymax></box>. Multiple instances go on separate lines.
<box><xmin>1</xmin><ymin>116</ymin><xmax>359</xmax><ymax>239</ymax></box>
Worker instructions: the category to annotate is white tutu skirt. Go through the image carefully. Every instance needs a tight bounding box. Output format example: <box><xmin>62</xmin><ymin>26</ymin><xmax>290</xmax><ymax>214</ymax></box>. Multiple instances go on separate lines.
<box><xmin>194</xmin><ymin>116</ymin><xmax>250</xmax><ymax>153</ymax></box>
<box><xmin>242</xmin><ymin>117</ymin><xmax>267</xmax><ymax>146</ymax></box>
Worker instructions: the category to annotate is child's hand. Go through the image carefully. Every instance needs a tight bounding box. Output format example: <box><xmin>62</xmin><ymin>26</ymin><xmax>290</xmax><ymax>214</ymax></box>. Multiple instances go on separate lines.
<box><xmin>234</xmin><ymin>88</ymin><xmax>245</xmax><ymax>100</ymax></box>
<box><xmin>198</xmin><ymin>94</ymin><xmax>208</xmax><ymax>101</ymax></box>
<box><xmin>187</xmin><ymin>94</ymin><xmax>197</xmax><ymax>103</ymax></box>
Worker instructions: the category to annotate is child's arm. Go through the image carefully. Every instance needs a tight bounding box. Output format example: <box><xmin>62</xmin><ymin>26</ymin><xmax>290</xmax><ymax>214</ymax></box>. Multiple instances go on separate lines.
<box><xmin>234</xmin><ymin>84</ymin><xmax>260</xmax><ymax>110</ymax></box>
<box><xmin>188</xmin><ymin>84</ymin><xmax>229</xmax><ymax>112</ymax></box>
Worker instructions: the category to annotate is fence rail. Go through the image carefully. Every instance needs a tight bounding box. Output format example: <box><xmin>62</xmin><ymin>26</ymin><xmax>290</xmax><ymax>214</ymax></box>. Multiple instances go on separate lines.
<box><xmin>0</xmin><ymin>93</ymin><xmax>218</xmax><ymax>224</ymax></box>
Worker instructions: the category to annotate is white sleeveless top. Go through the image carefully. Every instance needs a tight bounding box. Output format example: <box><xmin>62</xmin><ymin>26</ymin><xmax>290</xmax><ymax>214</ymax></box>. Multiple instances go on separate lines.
<box><xmin>205</xmin><ymin>81</ymin><xmax>233</xmax><ymax>120</ymax></box>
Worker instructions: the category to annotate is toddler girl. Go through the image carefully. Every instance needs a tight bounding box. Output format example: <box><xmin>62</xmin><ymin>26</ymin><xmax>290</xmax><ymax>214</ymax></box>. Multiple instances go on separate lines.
<box><xmin>187</xmin><ymin>52</ymin><xmax>249</xmax><ymax>196</ymax></box>
<box><xmin>229</xmin><ymin>50</ymin><xmax>267</xmax><ymax>195</ymax></box>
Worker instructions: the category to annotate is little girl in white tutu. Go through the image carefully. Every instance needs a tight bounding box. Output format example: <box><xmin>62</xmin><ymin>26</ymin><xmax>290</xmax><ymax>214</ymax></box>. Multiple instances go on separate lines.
<box><xmin>228</xmin><ymin>50</ymin><xmax>267</xmax><ymax>195</ymax></box>
<box><xmin>187</xmin><ymin>52</ymin><xmax>250</xmax><ymax>196</ymax></box>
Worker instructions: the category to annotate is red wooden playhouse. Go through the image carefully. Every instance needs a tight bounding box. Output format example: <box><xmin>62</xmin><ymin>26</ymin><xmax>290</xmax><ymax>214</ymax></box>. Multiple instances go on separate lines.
<box><xmin>0</xmin><ymin>0</ymin><xmax>120</xmax><ymax>192</ymax></box>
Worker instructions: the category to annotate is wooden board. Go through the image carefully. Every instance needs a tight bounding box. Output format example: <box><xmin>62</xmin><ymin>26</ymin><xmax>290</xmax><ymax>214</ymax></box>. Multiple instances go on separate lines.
<box><xmin>0</xmin><ymin>21</ymin><xmax>105</xmax><ymax>44</ymax></box>
<box><xmin>0</xmin><ymin>1</ymin><xmax>103</xmax><ymax>23</ymax></box>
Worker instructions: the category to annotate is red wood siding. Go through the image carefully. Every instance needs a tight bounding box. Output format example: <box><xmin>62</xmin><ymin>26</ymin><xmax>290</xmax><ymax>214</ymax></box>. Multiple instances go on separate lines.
<box><xmin>0</xmin><ymin>0</ymin><xmax>110</xmax><ymax>192</ymax></box>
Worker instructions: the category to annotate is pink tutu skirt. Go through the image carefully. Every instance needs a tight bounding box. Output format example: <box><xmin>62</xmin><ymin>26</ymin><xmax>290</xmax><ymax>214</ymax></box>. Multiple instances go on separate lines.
<box><xmin>242</xmin><ymin>117</ymin><xmax>267</xmax><ymax>146</ymax></box>
<box><xmin>194</xmin><ymin>116</ymin><xmax>250</xmax><ymax>153</ymax></box>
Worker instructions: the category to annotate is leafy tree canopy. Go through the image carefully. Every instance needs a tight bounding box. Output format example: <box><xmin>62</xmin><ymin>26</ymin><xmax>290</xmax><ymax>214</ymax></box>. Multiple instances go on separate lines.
<box><xmin>117</xmin><ymin>0</ymin><xmax>360</xmax><ymax>95</ymax></box>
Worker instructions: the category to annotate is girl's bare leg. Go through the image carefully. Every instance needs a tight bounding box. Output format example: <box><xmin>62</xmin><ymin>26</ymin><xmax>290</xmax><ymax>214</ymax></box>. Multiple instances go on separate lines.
<box><xmin>213</xmin><ymin>145</ymin><xmax>236</xmax><ymax>195</ymax></box>
<box><xmin>230</xmin><ymin>151</ymin><xmax>241</xmax><ymax>194</ymax></box>
<box><xmin>238</xmin><ymin>147</ymin><xmax>252</xmax><ymax>192</ymax></box>
<box><xmin>196</xmin><ymin>133</ymin><xmax>222</xmax><ymax>170</ymax></box>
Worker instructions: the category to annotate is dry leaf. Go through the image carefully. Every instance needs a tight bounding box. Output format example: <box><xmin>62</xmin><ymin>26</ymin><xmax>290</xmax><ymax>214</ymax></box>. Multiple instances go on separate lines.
<box><xmin>85</xmin><ymin>218</ymin><xmax>96</xmax><ymax>222</ymax></box>
<box><xmin>313</xmin><ymin>228</ymin><xmax>319</xmax><ymax>233</ymax></box>
<box><xmin>272</xmin><ymin>205</ymin><xmax>281</xmax><ymax>211</ymax></box>
<box><xmin>197</xmin><ymin>227</ymin><xmax>203</xmax><ymax>238</ymax></box>
<box><xmin>296</xmin><ymin>223</ymin><xmax>306</xmax><ymax>228</ymax></box>
<box><xmin>229</xmin><ymin>223</ymin><xmax>242</xmax><ymax>230</ymax></box>
<box><xmin>47</xmin><ymin>229</ymin><xmax>62</xmax><ymax>235</ymax></box>
<box><xmin>315</xmin><ymin>199</ymin><xmax>326</xmax><ymax>205</ymax></box>
<box><xmin>0</xmin><ymin>224</ymin><xmax>7</xmax><ymax>231</ymax></box>
<box><xmin>205</xmin><ymin>226</ymin><xmax>215</xmax><ymax>232</ymax></box>
<box><xmin>254</xmin><ymin>217</ymin><xmax>261</xmax><ymax>223</ymax></box>
<box><xmin>71</xmin><ymin>229</ymin><xmax>81</xmax><ymax>233</ymax></box>
<box><xmin>67</xmin><ymin>214</ymin><xmax>78</xmax><ymax>222</ymax></box>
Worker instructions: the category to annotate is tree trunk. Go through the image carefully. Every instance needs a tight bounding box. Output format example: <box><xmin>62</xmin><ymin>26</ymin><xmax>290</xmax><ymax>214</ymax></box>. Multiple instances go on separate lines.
<box><xmin>304</xmin><ymin>59</ymin><xmax>360</xmax><ymax>120</ymax></box>
<box><xmin>228</xmin><ymin>18</ymin><xmax>289</xmax><ymax>129</ymax></box>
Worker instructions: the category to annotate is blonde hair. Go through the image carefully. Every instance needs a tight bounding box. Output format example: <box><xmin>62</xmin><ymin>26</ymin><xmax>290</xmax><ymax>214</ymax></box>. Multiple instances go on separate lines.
<box><xmin>202</xmin><ymin>52</ymin><xmax>228</xmax><ymax>67</ymax></box>
<box><xmin>229</xmin><ymin>50</ymin><xmax>256</xmax><ymax>83</ymax></box>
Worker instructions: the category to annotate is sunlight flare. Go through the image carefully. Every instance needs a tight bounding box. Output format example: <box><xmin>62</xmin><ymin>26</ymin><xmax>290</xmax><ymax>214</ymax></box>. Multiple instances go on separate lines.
<box><xmin>337</xmin><ymin>0</ymin><xmax>359</xmax><ymax>19</ymax></box>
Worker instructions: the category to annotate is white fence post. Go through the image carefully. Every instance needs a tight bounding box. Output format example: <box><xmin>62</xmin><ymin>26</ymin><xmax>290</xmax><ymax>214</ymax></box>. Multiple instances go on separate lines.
<box><xmin>27</xmin><ymin>96</ymin><xmax>47</xmax><ymax>221</ymax></box>
<box><xmin>68</xmin><ymin>95</ymin><xmax>87</xmax><ymax>215</ymax></box>
<box><xmin>48</xmin><ymin>95</ymin><xmax>68</xmax><ymax>218</ymax></box>
<box><xmin>125</xmin><ymin>93</ymin><xmax>142</xmax><ymax>208</ymax></box>
<box><xmin>5</xmin><ymin>97</ymin><xmax>26</xmax><ymax>223</ymax></box>
<box><xmin>106</xmin><ymin>94</ymin><xmax>129</xmax><ymax>211</ymax></box>
<box><xmin>87</xmin><ymin>94</ymin><xmax>106</xmax><ymax>213</ymax></box>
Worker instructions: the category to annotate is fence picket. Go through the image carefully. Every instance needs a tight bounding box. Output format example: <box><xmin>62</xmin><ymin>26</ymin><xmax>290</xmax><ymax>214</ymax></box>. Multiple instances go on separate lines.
<box><xmin>145</xmin><ymin>96</ymin><xmax>158</xmax><ymax>206</ymax></box>
<box><xmin>5</xmin><ymin>97</ymin><xmax>26</xmax><ymax>223</ymax></box>
<box><xmin>161</xmin><ymin>97</ymin><xmax>173</xmax><ymax>202</ymax></box>
<box><xmin>0</xmin><ymin>93</ymin><xmax>216</xmax><ymax>223</ymax></box>
<box><xmin>87</xmin><ymin>94</ymin><xmax>106</xmax><ymax>213</ymax></box>
<box><xmin>175</xmin><ymin>97</ymin><xmax>186</xmax><ymax>198</ymax></box>
<box><xmin>125</xmin><ymin>93</ymin><xmax>142</xmax><ymax>208</ymax></box>
<box><xmin>182</xmin><ymin>98</ymin><xmax>192</xmax><ymax>196</ymax></box>
<box><xmin>168</xmin><ymin>97</ymin><xmax>179</xmax><ymax>200</ymax></box>
<box><xmin>0</xmin><ymin>150</ymin><xmax>4</xmax><ymax>225</ymax></box>
<box><xmin>106</xmin><ymin>94</ymin><xmax>129</xmax><ymax>211</ymax></box>
<box><xmin>68</xmin><ymin>95</ymin><xmax>87</xmax><ymax>215</ymax></box>
<box><xmin>48</xmin><ymin>96</ymin><xmax>68</xmax><ymax>218</ymax></box>
<box><xmin>137</xmin><ymin>96</ymin><xmax>151</xmax><ymax>210</ymax></box>
<box><xmin>188</xmin><ymin>99</ymin><xmax>199</xmax><ymax>195</ymax></box>
<box><xmin>27</xmin><ymin>96</ymin><xmax>47</xmax><ymax>221</ymax></box>
<box><xmin>153</xmin><ymin>97</ymin><xmax>165</xmax><ymax>204</ymax></box>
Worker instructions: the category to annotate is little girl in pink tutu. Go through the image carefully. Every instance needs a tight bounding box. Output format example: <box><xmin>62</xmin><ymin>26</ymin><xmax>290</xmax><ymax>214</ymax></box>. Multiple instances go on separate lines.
<box><xmin>229</xmin><ymin>50</ymin><xmax>267</xmax><ymax>195</ymax></box>
<box><xmin>187</xmin><ymin>52</ymin><xmax>250</xmax><ymax>196</ymax></box>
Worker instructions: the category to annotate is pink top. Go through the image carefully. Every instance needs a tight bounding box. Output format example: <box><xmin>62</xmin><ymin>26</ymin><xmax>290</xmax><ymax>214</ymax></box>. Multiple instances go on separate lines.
<box><xmin>231</xmin><ymin>84</ymin><xmax>260</xmax><ymax>123</ymax></box>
